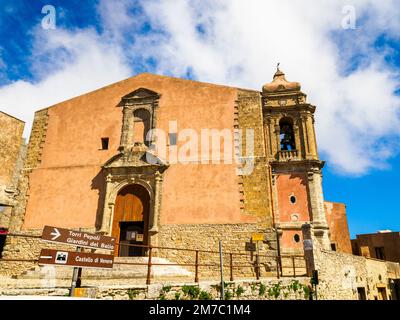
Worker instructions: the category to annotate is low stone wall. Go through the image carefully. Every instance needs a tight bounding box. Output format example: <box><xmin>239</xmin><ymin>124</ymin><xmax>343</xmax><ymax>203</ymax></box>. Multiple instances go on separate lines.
<box><xmin>97</xmin><ymin>278</ymin><xmax>310</xmax><ymax>300</ymax></box>
<box><xmin>157</xmin><ymin>223</ymin><xmax>278</xmax><ymax>279</ymax></box>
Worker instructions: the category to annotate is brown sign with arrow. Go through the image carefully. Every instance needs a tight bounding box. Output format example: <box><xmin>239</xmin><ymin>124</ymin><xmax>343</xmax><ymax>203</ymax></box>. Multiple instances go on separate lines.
<box><xmin>38</xmin><ymin>248</ymin><xmax>114</xmax><ymax>269</ymax></box>
<box><xmin>41</xmin><ymin>225</ymin><xmax>115</xmax><ymax>251</ymax></box>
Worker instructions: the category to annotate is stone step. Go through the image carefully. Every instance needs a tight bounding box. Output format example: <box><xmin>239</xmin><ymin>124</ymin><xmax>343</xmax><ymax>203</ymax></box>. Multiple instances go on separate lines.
<box><xmin>0</xmin><ymin>288</ymin><xmax>70</xmax><ymax>297</ymax></box>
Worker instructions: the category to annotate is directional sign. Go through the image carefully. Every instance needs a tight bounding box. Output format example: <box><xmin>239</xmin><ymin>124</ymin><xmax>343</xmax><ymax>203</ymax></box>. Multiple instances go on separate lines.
<box><xmin>38</xmin><ymin>249</ymin><xmax>114</xmax><ymax>269</ymax></box>
<box><xmin>245</xmin><ymin>242</ymin><xmax>256</xmax><ymax>252</ymax></box>
<box><xmin>42</xmin><ymin>226</ymin><xmax>115</xmax><ymax>251</ymax></box>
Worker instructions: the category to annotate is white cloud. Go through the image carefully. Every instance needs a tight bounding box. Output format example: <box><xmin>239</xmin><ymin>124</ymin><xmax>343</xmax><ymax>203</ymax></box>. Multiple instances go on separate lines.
<box><xmin>0</xmin><ymin>0</ymin><xmax>399</xmax><ymax>175</ymax></box>
<box><xmin>133</xmin><ymin>0</ymin><xmax>400</xmax><ymax>175</ymax></box>
<box><xmin>0</xmin><ymin>26</ymin><xmax>131</xmax><ymax>137</ymax></box>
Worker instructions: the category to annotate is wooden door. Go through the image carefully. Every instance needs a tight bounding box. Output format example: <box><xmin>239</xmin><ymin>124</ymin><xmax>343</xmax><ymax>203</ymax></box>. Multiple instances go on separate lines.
<box><xmin>111</xmin><ymin>184</ymin><xmax>150</xmax><ymax>256</ymax></box>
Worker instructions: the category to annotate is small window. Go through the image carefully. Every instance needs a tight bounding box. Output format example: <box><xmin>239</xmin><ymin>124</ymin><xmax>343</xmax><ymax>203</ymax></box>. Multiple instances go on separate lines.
<box><xmin>169</xmin><ymin>133</ymin><xmax>177</xmax><ymax>146</ymax></box>
<box><xmin>293</xmin><ymin>234</ymin><xmax>300</xmax><ymax>243</ymax></box>
<box><xmin>375</xmin><ymin>247</ymin><xmax>386</xmax><ymax>260</ymax></box>
<box><xmin>101</xmin><ymin>138</ymin><xmax>109</xmax><ymax>150</ymax></box>
<box><xmin>331</xmin><ymin>243</ymin><xmax>337</xmax><ymax>251</ymax></box>
<box><xmin>290</xmin><ymin>195</ymin><xmax>296</xmax><ymax>204</ymax></box>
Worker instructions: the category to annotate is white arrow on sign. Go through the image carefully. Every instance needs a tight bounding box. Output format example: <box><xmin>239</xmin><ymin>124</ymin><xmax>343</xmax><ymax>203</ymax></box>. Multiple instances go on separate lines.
<box><xmin>50</xmin><ymin>228</ymin><xmax>61</xmax><ymax>240</ymax></box>
<box><xmin>40</xmin><ymin>256</ymin><xmax>53</xmax><ymax>259</ymax></box>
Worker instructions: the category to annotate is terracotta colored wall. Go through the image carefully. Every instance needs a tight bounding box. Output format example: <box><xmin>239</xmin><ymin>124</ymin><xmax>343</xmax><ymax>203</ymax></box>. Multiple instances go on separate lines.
<box><xmin>276</xmin><ymin>173</ymin><xmax>310</xmax><ymax>223</ymax></box>
<box><xmin>22</xmin><ymin>73</ymin><xmax>253</xmax><ymax>229</ymax></box>
<box><xmin>324</xmin><ymin>201</ymin><xmax>352</xmax><ymax>254</ymax></box>
<box><xmin>276</xmin><ymin>173</ymin><xmax>310</xmax><ymax>251</ymax></box>
<box><xmin>280</xmin><ymin>229</ymin><xmax>304</xmax><ymax>250</ymax></box>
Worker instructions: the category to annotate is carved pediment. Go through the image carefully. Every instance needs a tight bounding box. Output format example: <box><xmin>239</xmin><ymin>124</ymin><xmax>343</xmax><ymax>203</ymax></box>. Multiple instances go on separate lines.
<box><xmin>121</xmin><ymin>88</ymin><xmax>160</xmax><ymax>104</ymax></box>
<box><xmin>103</xmin><ymin>147</ymin><xmax>168</xmax><ymax>170</ymax></box>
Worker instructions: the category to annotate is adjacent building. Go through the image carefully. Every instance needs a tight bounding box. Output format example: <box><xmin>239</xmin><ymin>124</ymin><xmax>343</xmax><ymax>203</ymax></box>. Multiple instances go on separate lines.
<box><xmin>352</xmin><ymin>231</ymin><xmax>400</xmax><ymax>263</ymax></box>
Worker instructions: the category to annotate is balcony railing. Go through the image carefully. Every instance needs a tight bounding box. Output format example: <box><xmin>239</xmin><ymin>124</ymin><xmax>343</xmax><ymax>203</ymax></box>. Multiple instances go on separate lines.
<box><xmin>277</xmin><ymin>150</ymin><xmax>299</xmax><ymax>161</ymax></box>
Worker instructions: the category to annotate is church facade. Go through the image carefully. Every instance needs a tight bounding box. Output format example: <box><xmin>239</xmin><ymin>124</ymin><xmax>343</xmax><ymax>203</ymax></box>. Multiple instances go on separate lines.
<box><xmin>2</xmin><ymin>69</ymin><xmax>351</xmax><ymax>274</ymax></box>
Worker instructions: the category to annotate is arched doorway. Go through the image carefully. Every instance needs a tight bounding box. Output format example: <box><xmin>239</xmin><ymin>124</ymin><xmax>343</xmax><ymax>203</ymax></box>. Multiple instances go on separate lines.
<box><xmin>111</xmin><ymin>184</ymin><xmax>150</xmax><ymax>257</ymax></box>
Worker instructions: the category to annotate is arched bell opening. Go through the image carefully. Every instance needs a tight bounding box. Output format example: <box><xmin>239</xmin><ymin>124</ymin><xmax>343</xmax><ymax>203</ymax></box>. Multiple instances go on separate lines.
<box><xmin>279</xmin><ymin>117</ymin><xmax>296</xmax><ymax>151</ymax></box>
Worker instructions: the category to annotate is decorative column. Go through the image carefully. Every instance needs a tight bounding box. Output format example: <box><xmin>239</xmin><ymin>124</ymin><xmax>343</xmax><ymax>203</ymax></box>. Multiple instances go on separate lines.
<box><xmin>274</xmin><ymin>120</ymin><xmax>281</xmax><ymax>154</ymax></box>
<box><xmin>306</xmin><ymin>114</ymin><xmax>318</xmax><ymax>159</ymax></box>
<box><xmin>307</xmin><ymin>169</ymin><xmax>330</xmax><ymax>250</ymax></box>
<box><xmin>149</xmin><ymin>171</ymin><xmax>163</xmax><ymax>233</ymax></box>
<box><xmin>293</xmin><ymin>119</ymin><xmax>301</xmax><ymax>156</ymax></box>
<box><xmin>99</xmin><ymin>174</ymin><xmax>113</xmax><ymax>234</ymax></box>
<box><xmin>300</xmin><ymin>113</ymin><xmax>310</xmax><ymax>157</ymax></box>
<box><xmin>119</xmin><ymin>107</ymin><xmax>131</xmax><ymax>151</ymax></box>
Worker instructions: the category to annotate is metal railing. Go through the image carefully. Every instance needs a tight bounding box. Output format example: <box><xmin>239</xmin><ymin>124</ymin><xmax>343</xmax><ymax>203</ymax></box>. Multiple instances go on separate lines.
<box><xmin>0</xmin><ymin>233</ymin><xmax>307</xmax><ymax>284</ymax></box>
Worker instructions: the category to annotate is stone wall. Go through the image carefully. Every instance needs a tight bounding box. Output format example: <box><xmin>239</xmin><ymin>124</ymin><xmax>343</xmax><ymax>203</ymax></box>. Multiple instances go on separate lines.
<box><xmin>0</xmin><ymin>111</ymin><xmax>25</xmax><ymax>209</ymax></box>
<box><xmin>97</xmin><ymin>278</ymin><xmax>310</xmax><ymax>300</ymax></box>
<box><xmin>314</xmin><ymin>248</ymin><xmax>400</xmax><ymax>300</ymax></box>
<box><xmin>157</xmin><ymin>223</ymin><xmax>278</xmax><ymax>279</ymax></box>
<box><xmin>0</xmin><ymin>109</ymin><xmax>50</xmax><ymax>274</ymax></box>
<box><xmin>236</xmin><ymin>90</ymin><xmax>272</xmax><ymax>227</ymax></box>
<box><xmin>7</xmin><ymin>109</ymin><xmax>49</xmax><ymax>233</ymax></box>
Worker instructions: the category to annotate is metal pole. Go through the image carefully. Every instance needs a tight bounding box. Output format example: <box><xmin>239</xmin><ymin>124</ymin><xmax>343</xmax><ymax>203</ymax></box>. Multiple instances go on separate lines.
<box><xmin>70</xmin><ymin>246</ymin><xmax>82</xmax><ymax>297</ymax></box>
<box><xmin>256</xmin><ymin>241</ymin><xmax>260</xmax><ymax>280</ymax></box>
<box><xmin>275</xmin><ymin>228</ymin><xmax>282</xmax><ymax>276</ymax></box>
<box><xmin>292</xmin><ymin>256</ymin><xmax>296</xmax><ymax>278</ymax></box>
<box><xmin>219</xmin><ymin>240</ymin><xmax>224</xmax><ymax>300</ymax></box>
<box><xmin>146</xmin><ymin>246</ymin><xmax>153</xmax><ymax>285</ymax></box>
<box><xmin>195</xmin><ymin>250</ymin><xmax>199</xmax><ymax>283</ymax></box>
<box><xmin>229</xmin><ymin>253</ymin><xmax>233</xmax><ymax>281</ymax></box>
<box><xmin>314</xmin><ymin>284</ymin><xmax>318</xmax><ymax>300</ymax></box>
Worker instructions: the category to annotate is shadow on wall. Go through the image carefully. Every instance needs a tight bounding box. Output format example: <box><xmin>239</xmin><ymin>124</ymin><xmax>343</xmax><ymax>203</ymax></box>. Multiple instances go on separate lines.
<box><xmin>91</xmin><ymin>170</ymin><xmax>106</xmax><ymax>231</ymax></box>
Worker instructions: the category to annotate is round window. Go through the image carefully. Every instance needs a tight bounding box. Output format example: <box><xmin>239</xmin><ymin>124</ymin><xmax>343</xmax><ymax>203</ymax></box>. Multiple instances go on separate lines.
<box><xmin>294</xmin><ymin>234</ymin><xmax>300</xmax><ymax>243</ymax></box>
<box><xmin>290</xmin><ymin>195</ymin><xmax>296</xmax><ymax>204</ymax></box>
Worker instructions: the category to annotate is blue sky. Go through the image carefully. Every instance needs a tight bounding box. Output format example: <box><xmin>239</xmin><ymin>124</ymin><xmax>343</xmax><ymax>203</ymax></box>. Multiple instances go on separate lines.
<box><xmin>0</xmin><ymin>0</ymin><xmax>399</xmax><ymax>237</ymax></box>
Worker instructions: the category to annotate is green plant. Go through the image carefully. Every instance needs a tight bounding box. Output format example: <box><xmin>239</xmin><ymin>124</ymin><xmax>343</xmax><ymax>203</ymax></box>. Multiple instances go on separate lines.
<box><xmin>175</xmin><ymin>292</ymin><xmax>181</xmax><ymax>300</ymax></box>
<box><xmin>199</xmin><ymin>290</ymin><xmax>213</xmax><ymax>300</ymax></box>
<box><xmin>287</xmin><ymin>280</ymin><xmax>304</xmax><ymax>299</ymax></box>
<box><xmin>127</xmin><ymin>288</ymin><xmax>140</xmax><ymax>300</ymax></box>
<box><xmin>158</xmin><ymin>294</ymin><xmax>166</xmax><ymax>300</ymax></box>
<box><xmin>235</xmin><ymin>285</ymin><xmax>245</xmax><ymax>298</ymax></box>
<box><xmin>162</xmin><ymin>285</ymin><xmax>172</xmax><ymax>293</ymax></box>
<box><xmin>259</xmin><ymin>283</ymin><xmax>266</xmax><ymax>296</ymax></box>
<box><xmin>289</xmin><ymin>280</ymin><xmax>301</xmax><ymax>292</ymax></box>
<box><xmin>182</xmin><ymin>285</ymin><xmax>200</xmax><ymax>299</ymax></box>
<box><xmin>224</xmin><ymin>290</ymin><xmax>233</xmax><ymax>300</ymax></box>
<box><xmin>267</xmin><ymin>282</ymin><xmax>282</xmax><ymax>299</ymax></box>
<box><xmin>303</xmin><ymin>285</ymin><xmax>312</xmax><ymax>300</ymax></box>
<box><xmin>250</xmin><ymin>283</ymin><xmax>257</xmax><ymax>292</ymax></box>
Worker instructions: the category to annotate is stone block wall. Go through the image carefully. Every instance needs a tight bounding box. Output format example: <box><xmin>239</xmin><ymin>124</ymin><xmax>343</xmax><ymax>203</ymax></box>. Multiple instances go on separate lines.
<box><xmin>8</xmin><ymin>109</ymin><xmax>49</xmax><ymax>232</ymax></box>
<box><xmin>314</xmin><ymin>248</ymin><xmax>400</xmax><ymax>300</ymax></box>
<box><xmin>0</xmin><ymin>112</ymin><xmax>25</xmax><ymax>191</ymax></box>
<box><xmin>235</xmin><ymin>90</ymin><xmax>272</xmax><ymax>227</ymax></box>
<box><xmin>97</xmin><ymin>278</ymin><xmax>310</xmax><ymax>300</ymax></box>
<box><xmin>0</xmin><ymin>111</ymin><xmax>25</xmax><ymax>216</ymax></box>
<box><xmin>157</xmin><ymin>223</ymin><xmax>278</xmax><ymax>280</ymax></box>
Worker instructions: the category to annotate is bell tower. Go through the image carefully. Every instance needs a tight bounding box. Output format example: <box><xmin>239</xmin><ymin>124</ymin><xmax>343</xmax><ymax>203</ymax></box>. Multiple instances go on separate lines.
<box><xmin>262</xmin><ymin>67</ymin><xmax>330</xmax><ymax>253</ymax></box>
